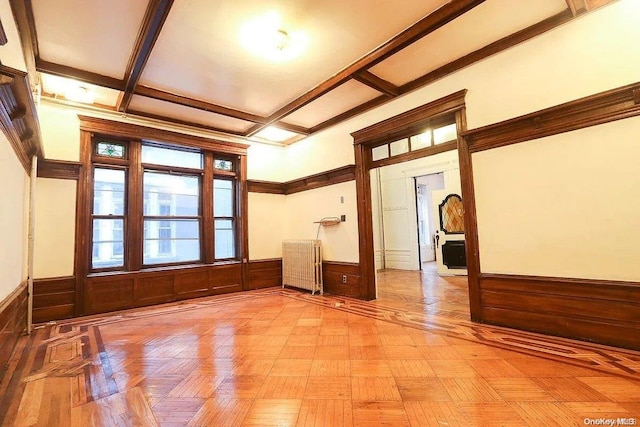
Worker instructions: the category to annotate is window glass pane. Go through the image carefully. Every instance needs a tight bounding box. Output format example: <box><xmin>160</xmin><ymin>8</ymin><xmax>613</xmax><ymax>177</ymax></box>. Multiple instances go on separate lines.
<box><xmin>215</xmin><ymin>219</ymin><xmax>235</xmax><ymax>259</ymax></box>
<box><xmin>96</xmin><ymin>142</ymin><xmax>125</xmax><ymax>158</ymax></box>
<box><xmin>410</xmin><ymin>131</ymin><xmax>432</xmax><ymax>150</ymax></box>
<box><xmin>389</xmin><ymin>138</ymin><xmax>409</xmax><ymax>156</ymax></box>
<box><xmin>214</xmin><ymin>159</ymin><xmax>234</xmax><ymax>171</ymax></box>
<box><xmin>141</xmin><ymin>144</ymin><xmax>203</xmax><ymax>169</ymax></box>
<box><xmin>143</xmin><ymin>172</ymin><xmax>199</xmax><ymax>216</ymax></box>
<box><xmin>92</xmin><ymin>219</ymin><xmax>124</xmax><ymax>268</ymax></box>
<box><xmin>94</xmin><ymin>169</ymin><xmax>125</xmax><ymax>215</ymax></box>
<box><xmin>371</xmin><ymin>145</ymin><xmax>389</xmax><ymax>161</ymax></box>
<box><xmin>433</xmin><ymin>123</ymin><xmax>457</xmax><ymax>145</ymax></box>
<box><xmin>143</xmin><ymin>219</ymin><xmax>200</xmax><ymax>264</ymax></box>
<box><xmin>214</xmin><ymin>179</ymin><xmax>233</xmax><ymax>217</ymax></box>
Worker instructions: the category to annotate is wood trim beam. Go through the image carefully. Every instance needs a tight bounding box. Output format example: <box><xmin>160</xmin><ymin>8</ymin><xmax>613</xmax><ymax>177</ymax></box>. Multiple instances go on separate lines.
<box><xmin>36</xmin><ymin>59</ymin><xmax>125</xmax><ymax>91</ymax></box>
<box><xmin>78</xmin><ymin>115</ymin><xmax>249</xmax><ymax>155</ymax></box>
<box><xmin>8</xmin><ymin>0</ymin><xmax>38</xmax><ymax>83</ymax></box>
<box><xmin>400</xmin><ymin>10</ymin><xmax>573</xmax><ymax>93</ymax></box>
<box><xmin>310</xmin><ymin>10</ymin><xmax>572</xmax><ymax>136</ymax></box>
<box><xmin>0</xmin><ymin>65</ymin><xmax>43</xmax><ymax>172</ymax></box>
<box><xmin>126</xmin><ymin>109</ymin><xmax>247</xmax><ymax>137</ymax></box>
<box><xmin>247</xmin><ymin>165</ymin><xmax>356</xmax><ymax>195</ymax></box>
<box><xmin>461</xmin><ymin>81</ymin><xmax>640</xmax><ymax>152</ymax></box>
<box><xmin>37</xmin><ymin>159</ymin><xmax>81</xmax><ymax>180</ymax></box>
<box><xmin>565</xmin><ymin>0</ymin><xmax>588</xmax><ymax>16</ymax></box>
<box><xmin>246</xmin><ymin>0</ymin><xmax>485</xmax><ymax>137</ymax></box>
<box><xmin>118</xmin><ymin>0</ymin><xmax>174</xmax><ymax>112</ymax></box>
<box><xmin>353</xmin><ymin>71</ymin><xmax>399</xmax><ymax>97</ymax></box>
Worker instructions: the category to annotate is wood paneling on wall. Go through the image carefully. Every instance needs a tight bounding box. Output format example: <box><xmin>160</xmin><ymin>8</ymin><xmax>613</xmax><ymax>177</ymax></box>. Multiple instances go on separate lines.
<box><xmin>323</xmin><ymin>261</ymin><xmax>361</xmax><ymax>298</ymax></box>
<box><xmin>247</xmin><ymin>165</ymin><xmax>355</xmax><ymax>195</ymax></box>
<box><xmin>479</xmin><ymin>274</ymin><xmax>640</xmax><ymax>350</ymax></box>
<box><xmin>84</xmin><ymin>263</ymin><xmax>242</xmax><ymax>315</ymax></box>
<box><xmin>0</xmin><ymin>283</ymin><xmax>27</xmax><ymax>382</ymax></box>
<box><xmin>248</xmin><ymin>258</ymin><xmax>282</xmax><ymax>290</ymax></box>
<box><xmin>32</xmin><ymin>277</ymin><xmax>75</xmax><ymax>323</ymax></box>
<box><xmin>36</xmin><ymin>159</ymin><xmax>81</xmax><ymax>180</ymax></box>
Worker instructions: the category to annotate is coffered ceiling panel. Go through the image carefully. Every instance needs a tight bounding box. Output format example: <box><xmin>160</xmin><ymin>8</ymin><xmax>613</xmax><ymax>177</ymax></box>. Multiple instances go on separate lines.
<box><xmin>369</xmin><ymin>0</ymin><xmax>568</xmax><ymax>86</ymax></box>
<box><xmin>139</xmin><ymin>0</ymin><xmax>447</xmax><ymax>116</ymax></box>
<box><xmin>284</xmin><ymin>81</ymin><xmax>382</xmax><ymax>128</ymax></box>
<box><xmin>31</xmin><ymin>0</ymin><xmax>149</xmax><ymax>79</ymax></box>
<box><xmin>128</xmin><ymin>95</ymin><xmax>253</xmax><ymax>134</ymax></box>
<box><xmin>40</xmin><ymin>73</ymin><xmax>121</xmax><ymax>107</ymax></box>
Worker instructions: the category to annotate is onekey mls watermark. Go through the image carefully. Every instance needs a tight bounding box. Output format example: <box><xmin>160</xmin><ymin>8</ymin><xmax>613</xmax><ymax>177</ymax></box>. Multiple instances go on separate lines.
<box><xmin>583</xmin><ymin>418</ymin><xmax>637</xmax><ymax>426</ymax></box>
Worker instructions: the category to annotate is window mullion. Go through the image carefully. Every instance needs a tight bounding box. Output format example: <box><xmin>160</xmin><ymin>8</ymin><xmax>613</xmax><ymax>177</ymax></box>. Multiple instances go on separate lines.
<box><xmin>128</xmin><ymin>140</ymin><xmax>143</xmax><ymax>271</ymax></box>
<box><xmin>203</xmin><ymin>152</ymin><xmax>215</xmax><ymax>263</ymax></box>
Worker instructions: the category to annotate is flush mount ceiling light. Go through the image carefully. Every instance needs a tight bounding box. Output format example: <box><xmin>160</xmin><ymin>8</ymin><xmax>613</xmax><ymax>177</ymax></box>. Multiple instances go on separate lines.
<box><xmin>254</xmin><ymin>126</ymin><xmax>298</xmax><ymax>143</ymax></box>
<box><xmin>42</xmin><ymin>74</ymin><xmax>95</xmax><ymax>104</ymax></box>
<box><xmin>240</xmin><ymin>11</ymin><xmax>307</xmax><ymax>62</ymax></box>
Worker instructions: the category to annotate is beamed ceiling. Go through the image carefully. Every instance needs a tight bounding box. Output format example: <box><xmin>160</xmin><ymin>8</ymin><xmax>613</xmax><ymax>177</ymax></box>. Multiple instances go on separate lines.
<box><xmin>10</xmin><ymin>0</ymin><xmax>615</xmax><ymax>145</ymax></box>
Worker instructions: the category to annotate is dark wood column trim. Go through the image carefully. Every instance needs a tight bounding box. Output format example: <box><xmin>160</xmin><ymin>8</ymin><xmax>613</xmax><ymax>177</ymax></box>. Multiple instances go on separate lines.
<box><xmin>461</xmin><ymin>81</ymin><xmax>640</xmax><ymax>153</ymax></box>
<box><xmin>0</xmin><ymin>65</ymin><xmax>43</xmax><ymax>173</ymax></box>
<box><xmin>36</xmin><ymin>159</ymin><xmax>81</xmax><ymax>180</ymax></box>
<box><xmin>354</xmin><ymin>143</ymin><xmax>376</xmax><ymax>300</ymax></box>
<box><xmin>240</xmin><ymin>154</ymin><xmax>250</xmax><ymax>291</ymax></box>
<box><xmin>118</xmin><ymin>0</ymin><xmax>174</xmax><ymax>112</ymax></box>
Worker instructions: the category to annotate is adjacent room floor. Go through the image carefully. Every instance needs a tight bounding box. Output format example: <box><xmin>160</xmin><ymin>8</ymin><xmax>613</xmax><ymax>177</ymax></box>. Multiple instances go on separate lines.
<box><xmin>1</xmin><ymin>270</ymin><xmax>639</xmax><ymax>426</ymax></box>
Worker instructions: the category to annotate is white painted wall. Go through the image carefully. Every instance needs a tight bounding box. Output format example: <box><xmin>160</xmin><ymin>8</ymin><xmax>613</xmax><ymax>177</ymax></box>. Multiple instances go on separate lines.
<box><xmin>248</xmin><ymin>192</ymin><xmax>286</xmax><ymax>260</ymax></box>
<box><xmin>0</xmin><ymin>134</ymin><xmax>28</xmax><ymax>301</ymax></box>
<box><xmin>474</xmin><ymin>116</ymin><xmax>640</xmax><ymax>282</ymax></box>
<box><xmin>373</xmin><ymin>150</ymin><xmax>460</xmax><ymax>270</ymax></box>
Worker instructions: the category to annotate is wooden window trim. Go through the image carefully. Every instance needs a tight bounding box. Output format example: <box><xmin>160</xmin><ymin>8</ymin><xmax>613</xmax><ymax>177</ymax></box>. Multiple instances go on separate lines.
<box><xmin>75</xmin><ymin>117</ymin><xmax>249</xmax><ymax>314</ymax></box>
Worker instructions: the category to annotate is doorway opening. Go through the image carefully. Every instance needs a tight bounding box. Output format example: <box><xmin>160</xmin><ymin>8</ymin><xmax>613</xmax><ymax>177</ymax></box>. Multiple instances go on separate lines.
<box><xmin>414</xmin><ymin>173</ymin><xmax>445</xmax><ymax>270</ymax></box>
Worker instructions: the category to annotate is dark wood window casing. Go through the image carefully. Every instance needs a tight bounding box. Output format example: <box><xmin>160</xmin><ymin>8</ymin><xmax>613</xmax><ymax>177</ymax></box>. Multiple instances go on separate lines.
<box><xmin>75</xmin><ymin>116</ymin><xmax>249</xmax><ymax>316</ymax></box>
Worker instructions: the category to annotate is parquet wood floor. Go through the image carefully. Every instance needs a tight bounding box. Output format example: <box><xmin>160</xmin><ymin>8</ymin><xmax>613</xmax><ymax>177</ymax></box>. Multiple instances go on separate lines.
<box><xmin>1</xmin><ymin>268</ymin><xmax>639</xmax><ymax>426</ymax></box>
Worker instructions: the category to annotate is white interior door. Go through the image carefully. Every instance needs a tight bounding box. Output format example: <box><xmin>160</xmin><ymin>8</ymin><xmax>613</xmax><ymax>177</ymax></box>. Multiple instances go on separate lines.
<box><xmin>431</xmin><ymin>190</ymin><xmax>467</xmax><ymax>276</ymax></box>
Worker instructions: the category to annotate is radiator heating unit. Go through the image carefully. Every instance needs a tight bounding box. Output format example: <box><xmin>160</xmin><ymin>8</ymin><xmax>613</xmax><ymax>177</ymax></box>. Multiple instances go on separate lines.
<box><xmin>282</xmin><ymin>239</ymin><xmax>323</xmax><ymax>295</ymax></box>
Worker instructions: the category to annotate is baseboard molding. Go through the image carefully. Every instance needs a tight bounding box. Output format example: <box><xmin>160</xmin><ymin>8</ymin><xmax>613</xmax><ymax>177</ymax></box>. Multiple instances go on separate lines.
<box><xmin>323</xmin><ymin>261</ymin><xmax>361</xmax><ymax>298</ymax></box>
<box><xmin>0</xmin><ymin>282</ymin><xmax>27</xmax><ymax>383</ymax></box>
<box><xmin>33</xmin><ymin>276</ymin><xmax>76</xmax><ymax>323</ymax></box>
<box><xmin>478</xmin><ymin>273</ymin><xmax>640</xmax><ymax>350</ymax></box>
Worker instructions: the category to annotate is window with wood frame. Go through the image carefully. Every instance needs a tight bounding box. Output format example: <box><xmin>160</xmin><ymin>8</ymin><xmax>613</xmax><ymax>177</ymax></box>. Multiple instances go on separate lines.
<box><xmin>87</xmin><ymin>133</ymin><xmax>243</xmax><ymax>273</ymax></box>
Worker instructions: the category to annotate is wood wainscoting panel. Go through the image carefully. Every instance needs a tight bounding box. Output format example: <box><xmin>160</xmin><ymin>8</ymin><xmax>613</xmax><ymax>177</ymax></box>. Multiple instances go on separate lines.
<box><xmin>479</xmin><ymin>274</ymin><xmax>640</xmax><ymax>350</ymax></box>
<box><xmin>248</xmin><ymin>258</ymin><xmax>282</xmax><ymax>290</ymax></box>
<box><xmin>36</xmin><ymin>159</ymin><xmax>81</xmax><ymax>180</ymax></box>
<box><xmin>134</xmin><ymin>275</ymin><xmax>174</xmax><ymax>307</ymax></box>
<box><xmin>32</xmin><ymin>276</ymin><xmax>75</xmax><ymax>323</ymax></box>
<box><xmin>0</xmin><ymin>282</ymin><xmax>27</xmax><ymax>383</ymax></box>
<box><xmin>84</xmin><ymin>263</ymin><xmax>243</xmax><ymax>315</ymax></box>
<box><xmin>323</xmin><ymin>261</ymin><xmax>361</xmax><ymax>298</ymax></box>
<box><xmin>84</xmin><ymin>277</ymin><xmax>135</xmax><ymax>315</ymax></box>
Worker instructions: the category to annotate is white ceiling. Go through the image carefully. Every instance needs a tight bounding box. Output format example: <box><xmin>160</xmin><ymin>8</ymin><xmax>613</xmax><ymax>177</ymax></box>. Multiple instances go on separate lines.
<box><xmin>29</xmin><ymin>0</ymin><xmax>581</xmax><ymax>144</ymax></box>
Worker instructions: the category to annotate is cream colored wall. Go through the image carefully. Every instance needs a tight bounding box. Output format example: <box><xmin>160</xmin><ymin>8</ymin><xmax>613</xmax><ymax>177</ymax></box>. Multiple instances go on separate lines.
<box><xmin>33</xmin><ymin>178</ymin><xmax>76</xmax><ymax>278</ymax></box>
<box><xmin>0</xmin><ymin>0</ymin><xmax>27</xmax><ymax>72</ymax></box>
<box><xmin>283</xmin><ymin>181</ymin><xmax>358</xmax><ymax>263</ymax></box>
<box><xmin>0</xmin><ymin>135</ymin><xmax>28</xmax><ymax>301</ymax></box>
<box><xmin>248</xmin><ymin>192</ymin><xmax>286</xmax><ymax>260</ymax></box>
<box><xmin>474</xmin><ymin>116</ymin><xmax>640</xmax><ymax>282</ymax></box>
<box><xmin>281</xmin><ymin>0</ymin><xmax>640</xmax><ymax>266</ymax></box>
<box><xmin>247</xmin><ymin>143</ymin><xmax>286</xmax><ymax>182</ymax></box>
<box><xmin>38</xmin><ymin>104</ymin><xmax>81</xmax><ymax>161</ymax></box>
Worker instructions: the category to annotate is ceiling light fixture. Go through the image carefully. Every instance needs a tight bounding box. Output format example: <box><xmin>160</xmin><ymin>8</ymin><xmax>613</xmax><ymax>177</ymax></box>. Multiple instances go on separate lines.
<box><xmin>65</xmin><ymin>85</ymin><xmax>95</xmax><ymax>104</ymax></box>
<box><xmin>240</xmin><ymin>12</ymin><xmax>307</xmax><ymax>62</ymax></box>
<box><xmin>254</xmin><ymin>126</ymin><xmax>298</xmax><ymax>143</ymax></box>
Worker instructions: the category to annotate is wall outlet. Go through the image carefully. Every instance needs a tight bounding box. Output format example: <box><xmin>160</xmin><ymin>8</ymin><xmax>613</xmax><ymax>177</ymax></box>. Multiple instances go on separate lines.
<box><xmin>340</xmin><ymin>214</ymin><xmax>346</xmax><ymax>222</ymax></box>
<box><xmin>342</xmin><ymin>274</ymin><xmax>347</xmax><ymax>283</ymax></box>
